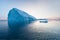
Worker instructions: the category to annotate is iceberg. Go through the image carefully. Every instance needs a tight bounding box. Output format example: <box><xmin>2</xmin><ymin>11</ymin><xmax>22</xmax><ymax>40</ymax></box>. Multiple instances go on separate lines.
<box><xmin>8</xmin><ymin>8</ymin><xmax>36</xmax><ymax>29</ymax></box>
<box><xmin>8</xmin><ymin>8</ymin><xmax>36</xmax><ymax>38</ymax></box>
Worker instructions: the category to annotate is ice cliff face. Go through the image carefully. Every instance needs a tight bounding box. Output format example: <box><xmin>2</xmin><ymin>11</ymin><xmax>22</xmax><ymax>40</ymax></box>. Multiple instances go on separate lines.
<box><xmin>8</xmin><ymin>8</ymin><xmax>36</xmax><ymax>28</ymax></box>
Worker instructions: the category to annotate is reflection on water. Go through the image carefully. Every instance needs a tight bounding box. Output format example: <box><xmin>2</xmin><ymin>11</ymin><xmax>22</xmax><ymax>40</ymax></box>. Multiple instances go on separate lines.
<box><xmin>0</xmin><ymin>20</ymin><xmax>8</xmax><ymax>39</ymax></box>
<box><xmin>28</xmin><ymin>21</ymin><xmax>60</xmax><ymax>34</ymax></box>
<box><xmin>0</xmin><ymin>20</ymin><xmax>60</xmax><ymax>40</ymax></box>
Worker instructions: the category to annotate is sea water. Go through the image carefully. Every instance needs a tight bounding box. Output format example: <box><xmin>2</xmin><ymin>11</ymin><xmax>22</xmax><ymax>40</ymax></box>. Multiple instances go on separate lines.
<box><xmin>0</xmin><ymin>20</ymin><xmax>60</xmax><ymax>40</ymax></box>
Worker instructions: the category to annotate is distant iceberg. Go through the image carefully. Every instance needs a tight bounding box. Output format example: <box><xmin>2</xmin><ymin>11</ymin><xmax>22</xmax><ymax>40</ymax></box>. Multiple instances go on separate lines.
<box><xmin>8</xmin><ymin>8</ymin><xmax>36</xmax><ymax>28</ymax></box>
<box><xmin>39</xmin><ymin>19</ymin><xmax>48</xmax><ymax>23</ymax></box>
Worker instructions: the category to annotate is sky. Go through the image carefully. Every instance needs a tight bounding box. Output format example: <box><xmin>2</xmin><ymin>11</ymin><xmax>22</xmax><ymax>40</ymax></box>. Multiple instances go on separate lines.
<box><xmin>0</xmin><ymin>0</ymin><xmax>60</xmax><ymax>20</ymax></box>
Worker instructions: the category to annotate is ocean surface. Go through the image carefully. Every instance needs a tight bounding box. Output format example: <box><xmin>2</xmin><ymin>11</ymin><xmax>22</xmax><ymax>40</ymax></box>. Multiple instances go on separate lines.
<box><xmin>0</xmin><ymin>20</ymin><xmax>60</xmax><ymax>40</ymax></box>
